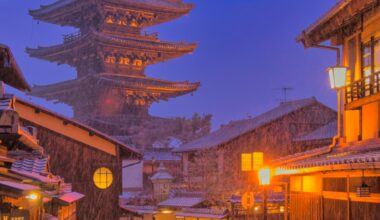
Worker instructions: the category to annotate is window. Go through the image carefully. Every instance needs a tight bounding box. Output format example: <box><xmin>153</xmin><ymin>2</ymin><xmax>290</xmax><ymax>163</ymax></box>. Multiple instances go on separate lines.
<box><xmin>93</xmin><ymin>167</ymin><xmax>113</xmax><ymax>189</ymax></box>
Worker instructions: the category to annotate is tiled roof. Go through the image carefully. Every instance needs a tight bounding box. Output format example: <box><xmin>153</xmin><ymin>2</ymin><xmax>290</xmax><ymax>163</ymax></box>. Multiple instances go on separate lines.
<box><xmin>150</xmin><ymin>163</ymin><xmax>173</xmax><ymax>180</ymax></box>
<box><xmin>143</xmin><ymin>149</ymin><xmax>180</xmax><ymax>161</ymax></box>
<box><xmin>0</xmin><ymin>180</ymin><xmax>39</xmax><ymax>192</ymax></box>
<box><xmin>56</xmin><ymin>192</ymin><xmax>85</xmax><ymax>204</ymax></box>
<box><xmin>293</xmin><ymin>120</ymin><xmax>337</xmax><ymax>142</ymax></box>
<box><xmin>176</xmin><ymin>208</ymin><xmax>229</xmax><ymax>219</ymax></box>
<box><xmin>158</xmin><ymin>197</ymin><xmax>204</xmax><ymax>208</ymax></box>
<box><xmin>275</xmin><ymin>139</ymin><xmax>380</xmax><ymax>173</ymax></box>
<box><xmin>11</xmin><ymin>157</ymin><xmax>48</xmax><ymax>175</ymax></box>
<box><xmin>122</xmin><ymin>0</ymin><xmax>191</xmax><ymax>9</ymax></box>
<box><xmin>15</xmin><ymin>98</ymin><xmax>141</xmax><ymax>157</ymax></box>
<box><xmin>0</xmin><ymin>44</ymin><xmax>31</xmax><ymax>91</ymax></box>
<box><xmin>30</xmin><ymin>0</ymin><xmax>190</xmax><ymax>16</ymax></box>
<box><xmin>122</xmin><ymin>205</ymin><xmax>158</xmax><ymax>215</ymax></box>
<box><xmin>175</xmin><ymin>97</ymin><xmax>322</xmax><ymax>152</ymax></box>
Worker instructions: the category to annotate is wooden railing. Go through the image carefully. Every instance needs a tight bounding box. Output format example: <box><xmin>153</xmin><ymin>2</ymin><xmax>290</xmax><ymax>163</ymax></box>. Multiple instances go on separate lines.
<box><xmin>345</xmin><ymin>71</ymin><xmax>380</xmax><ymax>104</ymax></box>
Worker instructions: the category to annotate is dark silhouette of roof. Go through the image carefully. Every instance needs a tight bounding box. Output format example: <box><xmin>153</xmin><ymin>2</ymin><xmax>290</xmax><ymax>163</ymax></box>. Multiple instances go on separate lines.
<box><xmin>0</xmin><ymin>44</ymin><xmax>31</xmax><ymax>92</ymax></box>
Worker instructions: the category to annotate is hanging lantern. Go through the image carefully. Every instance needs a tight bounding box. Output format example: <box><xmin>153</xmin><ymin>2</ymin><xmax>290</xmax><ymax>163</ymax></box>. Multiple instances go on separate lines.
<box><xmin>357</xmin><ymin>182</ymin><xmax>370</xmax><ymax>197</ymax></box>
<box><xmin>357</xmin><ymin>170</ymin><xmax>371</xmax><ymax>197</ymax></box>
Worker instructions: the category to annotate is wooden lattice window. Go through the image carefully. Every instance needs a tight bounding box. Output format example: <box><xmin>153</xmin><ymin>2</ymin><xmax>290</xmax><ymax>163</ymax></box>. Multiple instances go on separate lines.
<box><xmin>93</xmin><ymin>167</ymin><xmax>113</xmax><ymax>189</ymax></box>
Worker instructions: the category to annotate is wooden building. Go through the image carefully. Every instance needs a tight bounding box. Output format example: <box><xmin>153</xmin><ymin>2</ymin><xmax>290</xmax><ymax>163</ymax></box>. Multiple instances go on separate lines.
<box><xmin>174</xmin><ymin>97</ymin><xmax>336</xmax><ymax>197</ymax></box>
<box><xmin>0</xmin><ymin>44</ymin><xmax>142</xmax><ymax>219</ymax></box>
<box><xmin>0</xmin><ymin>44</ymin><xmax>85</xmax><ymax>219</ymax></box>
<box><xmin>274</xmin><ymin>1</ymin><xmax>380</xmax><ymax>219</ymax></box>
<box><xmin>25</xmin><ymin>0</ymin><xmax>201</xmax><ymax>147</ymax></box>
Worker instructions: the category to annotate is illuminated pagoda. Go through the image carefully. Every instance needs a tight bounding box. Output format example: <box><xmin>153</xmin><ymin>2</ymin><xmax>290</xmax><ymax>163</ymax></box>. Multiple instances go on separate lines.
<box><xmin>26</xmin><ymin>0</ymin><xmax>199</xmax><ymax>138</ymax></box>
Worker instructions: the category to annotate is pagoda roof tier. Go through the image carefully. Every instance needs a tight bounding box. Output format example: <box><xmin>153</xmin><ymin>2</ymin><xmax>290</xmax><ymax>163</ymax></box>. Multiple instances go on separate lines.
<box><xmin>26</xmin><ymin>31</ymin><xmax>196</xmax><ymax>67</ymax></box>
<box><xmin>29</xmin><ymin>74</ymin><xmax>199</xmax><ymax>104</ymax></box>
<box><xmin>29</xmin><ymin>0</ymin><xmax>193</xmax><ymax>28</ymax></box>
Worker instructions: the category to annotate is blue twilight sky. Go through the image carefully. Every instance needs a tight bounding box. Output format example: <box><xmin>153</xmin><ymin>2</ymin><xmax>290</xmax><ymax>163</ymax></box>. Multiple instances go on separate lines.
<box><xmin>0</xmin><ymin>0</ymin><xmax>338</xmax><ymax>130</ymax></box>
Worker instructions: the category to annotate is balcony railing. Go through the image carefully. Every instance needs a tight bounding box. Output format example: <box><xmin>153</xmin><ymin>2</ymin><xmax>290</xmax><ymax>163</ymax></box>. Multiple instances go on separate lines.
<box><xmin>345</xmin><ymin>71</ymin><xmax>380</xmax><ymax>104</ymax></box>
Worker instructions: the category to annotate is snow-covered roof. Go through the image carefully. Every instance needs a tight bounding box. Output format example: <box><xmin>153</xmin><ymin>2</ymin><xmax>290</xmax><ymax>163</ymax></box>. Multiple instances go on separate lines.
<box><xmin>158</xmin><ymin>197</ymin><xmax>204</xmax><ymax>208</ymax></box>
<box><xmin>0</xmin><ymin>44</ymin><xmax>31</xmax><ymax>91</ymax></box>
<box><xmin>176</xmin><ymin>208</ymin><xmax>229</xmax><ymax>219</ymax></box>
<box><xmin>293</xmin><ymin>120</ymin><xmax>337</xmax><ymax>142</ymax></box>
<box><xmin>56</xmin><ymin>192</ymin><xmax>85</xmax><ymax>204</ymax></box>
<box><xmin>175</xmin><ymin>97</ymin><xmax>325</xmax><ymax>152</ymax></box>
<box><xmin>150</xmin><ymin>163</ymin><xmax>173</xmax><ymax>180</ymax></box>
<box><xmin>122</xmin><ymin>205</ymin><xmax>158</xmax><ymax>215</ymax></box>
<box><xmin>121</xmin><ymin>0</ymin><xmax>191</xmax><ymax>9</ymax></box>
<box><xmin>0</xmin><ymin>180</ymin><xmax>39</xmax><ymax>192</ymax></box>
<box><xmin>144</xmin><ymin>149</ymin><xmax>180</xmax><ymax>161</ymax></box>
<box><xmin>275</xmin><ymin>139</ymin><xmax>380</xmax><ymax>173</ymax></box>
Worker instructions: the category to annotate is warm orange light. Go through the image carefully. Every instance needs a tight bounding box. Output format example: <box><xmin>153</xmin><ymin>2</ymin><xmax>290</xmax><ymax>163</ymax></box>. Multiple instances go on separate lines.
<box><xmin>258</xmin><ymin>167</ymin><xmax>271</xmax><ymax>185</ymax></box>
<box><xmin>93</xmin><ymin>167</ymin><xmax>113</xmax><ymax>189</ymax></box>
<box><xmin>253</xmin><ymin>152</ymin><xmax>264</xmax><ymax>171</ymax></box>
<box><xmin>327</xmin><ymin>66</ymin><xmax>347</xmax><ymax>89</ymax></box>
<box><xmin>241</xmin><ymin>153</ymin><xmax>252</xmax><ymax>171</ymax></box>
<box><xmin>26</xmin><ymin>193</ymin><xmax>39</xmax><ymax>201</ymax></box>
<box><xmin>280</xmin><ymin>206</ymin><xmax>285</xmax><ymax>213</ymax></box>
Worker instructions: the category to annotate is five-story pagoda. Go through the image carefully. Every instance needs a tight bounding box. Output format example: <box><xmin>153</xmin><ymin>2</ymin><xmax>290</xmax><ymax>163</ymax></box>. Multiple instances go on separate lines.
<box><xmin>26</xmin><ymin>0</ymin><xmax>199</xmax><ymax>138</ymax></box>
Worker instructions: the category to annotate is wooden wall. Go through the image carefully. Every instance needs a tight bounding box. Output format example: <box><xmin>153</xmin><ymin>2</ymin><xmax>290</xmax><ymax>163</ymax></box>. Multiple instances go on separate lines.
<box><xmin>22</xmin><ymin>120</ymin><xmax>122</xmax><ymax>220</ymax></box>
<box><xmin>187</xmin><ymin>102</ymin><xmax>336</xmax><ymax>195</ymax></box>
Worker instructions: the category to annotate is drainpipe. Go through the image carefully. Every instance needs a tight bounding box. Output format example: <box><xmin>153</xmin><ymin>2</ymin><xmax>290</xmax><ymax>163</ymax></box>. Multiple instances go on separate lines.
<box><xmin>311</xmin><ymin>44</ymin><xmax>344</xmax><ymax>148</ymax></box>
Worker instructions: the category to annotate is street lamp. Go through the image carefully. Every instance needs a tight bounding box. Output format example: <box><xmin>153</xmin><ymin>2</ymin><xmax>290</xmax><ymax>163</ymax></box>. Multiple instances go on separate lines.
<box><xmin>326</xmin><ymin>66</ymin><xmax>347</xmax><ymax>142</ymax></box>
<box><xmin>258</xmin><ymin>167</ymin><xmax>271</xmax><ymax>220</ymax></box>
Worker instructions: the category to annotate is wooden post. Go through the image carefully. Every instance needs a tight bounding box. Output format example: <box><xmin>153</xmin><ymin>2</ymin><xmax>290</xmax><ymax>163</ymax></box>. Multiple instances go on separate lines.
<box><xmin>263</xmin><ymin>188</ymin><xmax>268</xmax><ymax>220</ymax></box>
<box><xmin>347</xmin><ymin>175</ymin><xmax>351</xmax><ymax>220</ymax></box>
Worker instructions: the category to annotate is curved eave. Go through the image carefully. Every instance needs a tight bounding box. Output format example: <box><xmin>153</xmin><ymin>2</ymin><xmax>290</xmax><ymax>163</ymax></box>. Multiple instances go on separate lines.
<box><xmin>0</xmin><ymin>44</ymin><xmax>31</xmax><ymax>92</ymax></box>
<box><xmin>29</xmin><ymin>0</ymin><xmax>82</xmax><ymax>27</ymax></box>
<box><xmin>29</xmin><ymin>0</ymin><xmax>193</xmax><ymax>28</ymax></box>
<box><xmin>26</xmin><ymin>33</ymin><xmax>196</xmax><ymax>64</ymax></box>
<box><xmin>29</xmin><ymin>75</ymin><xmax>200</xmax><ymax>100</ymax></box>
<box><xmin>296</xmin><ymin>0</ymin><xmax>378</xmax><ymax>47</ymax></box>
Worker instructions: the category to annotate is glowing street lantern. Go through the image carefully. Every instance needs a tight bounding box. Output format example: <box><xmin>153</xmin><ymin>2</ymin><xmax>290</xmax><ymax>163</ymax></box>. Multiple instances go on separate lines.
<box><xmin>258</xmin><ymin>167</ymin><xmax>271</xmax><ymax>185</ymax></box>
<box><xmin>26</xmin><ymin>192</ymin><xmax>39</xmax><ymax>201</ymax></box>
<box><xmin>327</xmin><ymin>66</ymin><xmax>347</xmax><ymax>89</ymax></box>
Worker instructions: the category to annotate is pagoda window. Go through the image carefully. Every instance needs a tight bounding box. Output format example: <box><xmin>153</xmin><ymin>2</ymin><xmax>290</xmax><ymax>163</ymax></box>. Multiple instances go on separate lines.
<box><xmin>119</xmin><ymin>57</ymin><xmax>130</xmax><ymax>65</ymax></box>
<box><xmin>118</xmin><ymin>17</ymin><xmax>127</xmax><ymax>26</ymax></box>
<box><xmin>133</xmin><ymin>59</ymin><xmax>143</xmax><ymax>66</ymax></box>
<box><xmin>130</xmin><ymin>19</ymin><xmax>138</xmax><ymax>28</ymax></box>
<box><xmin>105</xmin><ymin>14</ymin><xmax>114</xmax><ymax>24</ymax></box>
<box><xmin>105</xmin><ymin>56</ymin><xmax>116</xmax><ymax>64</ymax></box>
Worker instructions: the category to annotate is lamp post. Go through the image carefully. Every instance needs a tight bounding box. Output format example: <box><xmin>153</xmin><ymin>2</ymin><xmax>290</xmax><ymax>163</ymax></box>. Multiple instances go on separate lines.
<box><xmin>258</xmin><ymin>167</ymin><xmax>271</xmax><ymax>220</ymax></box>
<box><xmin>326</xmin><ymin>66</ymin><xmax>347</xmax><ymax>143</ymax></box>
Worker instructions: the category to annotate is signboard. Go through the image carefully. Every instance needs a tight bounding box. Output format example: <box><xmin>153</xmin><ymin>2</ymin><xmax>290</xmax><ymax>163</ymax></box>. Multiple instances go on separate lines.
<box><xmin>241</xmin><ymin>192</ymin><xmax>254</xmax><ymax>210</ymax></box>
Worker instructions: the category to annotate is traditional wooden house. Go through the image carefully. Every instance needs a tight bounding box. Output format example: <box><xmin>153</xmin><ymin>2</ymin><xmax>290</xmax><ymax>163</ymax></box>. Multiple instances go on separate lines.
<box><xmin>0</xmin><ymin>44</ymin><xmax>142</xmax><ymax>219</ymax></box>
<box><xmin>274</xmin><ymin>0</ymin><xmax>380</xmax><ymax>219</ymax></box>
<box><xmin>0</xmin><ymin>44</ymin><xmax>85</xmax><ymax>219</ymax></box>
<box><xmin>174</xmin><ymin>97</ymin><xmax>336</xmax><ymax>194</ymax></box>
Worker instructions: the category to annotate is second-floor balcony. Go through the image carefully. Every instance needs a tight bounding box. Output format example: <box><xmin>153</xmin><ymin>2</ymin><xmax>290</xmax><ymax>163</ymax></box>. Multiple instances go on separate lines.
<box><xmin>345</xmin><ymin>71</ymin><xmax>380</xmax><ymax>109</ymax></box>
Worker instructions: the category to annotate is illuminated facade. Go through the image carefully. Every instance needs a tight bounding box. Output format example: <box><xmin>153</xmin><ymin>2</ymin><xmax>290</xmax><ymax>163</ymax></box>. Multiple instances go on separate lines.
<box><xmin>275</xmin><ymin>1</ymin><xmax>380</xmax><ymax>219</ymax></box>
<box><xmin>26</xmin><ymin>0</ymin><xmax>199</xmax><ymax>140</ymax></box>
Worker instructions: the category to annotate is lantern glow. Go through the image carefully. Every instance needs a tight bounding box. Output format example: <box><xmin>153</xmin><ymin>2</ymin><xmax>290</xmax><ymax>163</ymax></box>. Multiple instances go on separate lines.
<box><xmin>258</xmin><ymin>167</ymin><xmax>271</xmax><ymax>185</ymax></box>
<box><xmin>327</xmin><ymin>66</ymin><xmax>347</xmax><ymax>89</ymax></box>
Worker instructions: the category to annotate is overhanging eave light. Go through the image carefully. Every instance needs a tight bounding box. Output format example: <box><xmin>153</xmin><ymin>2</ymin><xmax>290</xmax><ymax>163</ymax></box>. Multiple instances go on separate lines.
<box><xmin>327</xmin><ymin>66</ymin><xmax>348</xmax><ymax>89</ymax></box>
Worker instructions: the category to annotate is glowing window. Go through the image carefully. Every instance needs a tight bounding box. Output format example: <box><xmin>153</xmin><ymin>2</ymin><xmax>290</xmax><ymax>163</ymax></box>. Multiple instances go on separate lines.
<box><xmin>93</xmin><ymin>167</ymin><xmax>113</xmax><ymax>189</ymax></box>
